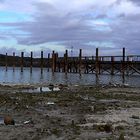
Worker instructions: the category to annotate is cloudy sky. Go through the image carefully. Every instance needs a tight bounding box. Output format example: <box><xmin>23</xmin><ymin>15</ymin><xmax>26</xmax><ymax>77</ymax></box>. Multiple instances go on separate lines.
<box><xmin>0</xmin><ymin>0</ymin><xmax>140</xmax><ymax>56</ymax></box>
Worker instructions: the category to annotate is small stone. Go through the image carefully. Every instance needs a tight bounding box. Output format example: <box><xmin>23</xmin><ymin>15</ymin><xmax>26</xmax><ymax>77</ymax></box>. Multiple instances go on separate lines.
<box><xmin>131</xmin><ymin>115</ymin><xmax>139</xmax><ymax>119</ymax></box>
<box><xmin>58</xmin><ymin>84</ymin><xmax>64</xmax><ymax>90</ymax></box>
<box><xmin>48</xmin><ymin>84</ymin><xmax>54</xmax><ymax>91</ymax></box>
<box><xmin>4</xmin><ymin>115</ymin><xmax>15</xmax><ymax>125</ymax></box>
<box><xmin>96</xmin><ymin>124</ymin><xmax>112</xmax><ymax>133</ymax></box>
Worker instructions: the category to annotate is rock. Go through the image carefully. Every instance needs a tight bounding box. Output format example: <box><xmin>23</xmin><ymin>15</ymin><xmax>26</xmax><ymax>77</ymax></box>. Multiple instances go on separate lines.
<box><xmin>96</xmin><ymin>123</ymin><xmax>112</xmax><ymax>133</ymax></box>
<box><xmin>58</xmin><ymin>84</ymin><xmax>64</xmax><ymax>90</ymax></box>
<box><xmin>131</xmin><ymin>115</ymin><xmax>139</xmax><ymax>119</ymax></box>
<box><xmin>4</xmin><ymin>115</ymin><xmax>15</xmax><ymax>125</ymax></box>
<box><xmin>48</xmin><ymin>84</ymin><xmax>54</xmax><ymax>91</ymax></box>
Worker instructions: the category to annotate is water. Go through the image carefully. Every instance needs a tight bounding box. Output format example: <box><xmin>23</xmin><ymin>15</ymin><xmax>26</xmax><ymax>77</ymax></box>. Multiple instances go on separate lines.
<box><xmin>0</xmin><ymin>67</ymin><xmax>140</xmax><ymax>87</ymax></box>
<box><xmin>23</xmin><ymin>87</ymin><xmax>60</xmax><ymax>93</ymax></box>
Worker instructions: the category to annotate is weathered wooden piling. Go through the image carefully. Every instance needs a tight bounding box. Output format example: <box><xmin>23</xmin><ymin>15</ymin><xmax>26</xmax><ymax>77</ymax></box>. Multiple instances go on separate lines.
<box><xmin>47</xmin><ymin>53</ymin><xmax>50</xmax><ymax>72</ymax></box>
<box><xmin>13</xmin><ymin>52</ymin><xmax>15</xmax><ymax>72</ymax></box>
<box><xmin>95</xmin><ymin>48</ymin><xmax>99</xmax><ymax>76</ymax></box>
<box><xmin>41</xmin><ymin>51</ymin><xmax>43</xmax><ymax>74</ymax></box>
<box><xmin>64</xmin><ymin>50</ymin><xmax>68</xmax><ymax>74</ymax></box>
<box><xmin>122</xmin><ymin>48</ymin><xmax>125</xmax><ymax>82</ymax></box>
<box><xmin>126</xmin><ymin>56</ymin><xmax>130</xmax><ymax>75</ymax></box>
<box><xmin>5</xmin><ymin>53</ymin><xmax>7</xmax><ymax>71</ymax></box>
<box><xmin>30</xmin><ymin>51</ymin><xmax>33</xmax><ymax>73</ymax></box>
<box><xmin>111</xmin><ymin>56</ymin><xmax>114</xmax><ymax>75</ymax></box>
<box><xmin>52</xmin><ymin>51</ymin><xmax>55</xmax><ymax>74</ymax></box>
<box><xmin>79</xmin><ymin>49</ymin><xmax>82</xmax><ymax>75</ymax></box>
<box><xmin>21</xmin><ymin>52</ymin><xmax>24</xmax><ymax>72</ymax></box>
<box><xmin>55</xmin><ymin>53</ymin><xmax>58</xmax><ymax>72</ymax></box>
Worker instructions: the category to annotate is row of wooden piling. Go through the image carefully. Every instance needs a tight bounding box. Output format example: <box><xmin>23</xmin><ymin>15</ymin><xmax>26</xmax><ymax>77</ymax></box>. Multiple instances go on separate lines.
<box><xmin>4</xmin><ymin>48</ymin><xmax>135</xmax><ymax>76</ymax></box>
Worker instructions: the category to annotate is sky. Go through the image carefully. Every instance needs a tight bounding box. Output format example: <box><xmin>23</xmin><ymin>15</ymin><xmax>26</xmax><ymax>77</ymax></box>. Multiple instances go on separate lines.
<box><xmin>0</xmin><ymin>0</ymin><xmax>140</xmax><ymax>57</ymax></box>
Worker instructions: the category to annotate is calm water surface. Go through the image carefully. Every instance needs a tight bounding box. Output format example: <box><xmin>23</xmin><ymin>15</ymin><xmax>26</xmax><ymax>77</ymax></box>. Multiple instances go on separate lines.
<box><xmin>0</xmin><ymin>67</ymin><xmax>140</xmax><ymax>87</ymax></box>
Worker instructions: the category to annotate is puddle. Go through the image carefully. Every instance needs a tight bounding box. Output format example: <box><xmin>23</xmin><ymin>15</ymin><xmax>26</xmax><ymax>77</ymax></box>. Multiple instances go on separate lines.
<box><xmin>22</xmin><ymin>86</ymin><xmax>60</xmax><ymax>93</ymax></box>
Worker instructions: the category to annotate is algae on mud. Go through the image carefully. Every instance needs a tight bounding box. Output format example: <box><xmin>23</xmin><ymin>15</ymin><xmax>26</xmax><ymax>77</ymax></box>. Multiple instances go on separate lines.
<box><xmin>0</xmin><ymin>84</ymin><xmax>140</xmax><ymax>140</ymax></box>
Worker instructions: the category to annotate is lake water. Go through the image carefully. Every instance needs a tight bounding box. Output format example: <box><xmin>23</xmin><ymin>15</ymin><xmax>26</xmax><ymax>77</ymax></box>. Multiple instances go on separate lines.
<box><xmin>0</xmin><ymin>67</ymin><xmax>140</xmax><ymax>87</ymax></box>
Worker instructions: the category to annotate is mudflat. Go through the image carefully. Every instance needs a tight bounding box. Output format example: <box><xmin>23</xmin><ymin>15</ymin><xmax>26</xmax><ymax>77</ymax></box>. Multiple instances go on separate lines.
<box><xmin>0</xmin><ymin>84</ymin><xmax>140</xmax><ymax>140</ymax></box>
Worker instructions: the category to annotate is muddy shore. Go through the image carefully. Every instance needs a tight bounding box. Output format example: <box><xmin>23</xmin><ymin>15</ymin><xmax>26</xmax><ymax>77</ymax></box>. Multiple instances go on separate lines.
<box><xmin>0</xmin><ymin>84</ymin><xmax>140</xmax><ymax>140</ymax></box>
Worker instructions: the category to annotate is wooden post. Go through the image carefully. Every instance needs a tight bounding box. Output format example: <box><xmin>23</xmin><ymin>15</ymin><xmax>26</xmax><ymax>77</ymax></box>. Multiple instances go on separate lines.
<box><xmin>96</xmin><ymin>48</ymin><xmax>99</xmax><ymax>76</ymax></box>
<box><xmin>41</xmin><ymin>51</ymin><xmax>43</xmax><ymax>74</ymax></box>
<box><xmin>111</xmin><ymin>56</ymin><xmax>114</xmax><ymax>75</ymax></box>
<box><xmin>30</xmin><ymin>51</ymin><xmax>33</xmax><ymax>73</ymax></box>
<box><xmin>5</xmin><ymin>53</ymin><xmax>7</xmax><ymax>71</ymax></box>
<box><xmin>47</xmin><ymin>53</ymin><xmax>50</xmax><ymax>72</ymax></box>
<box><xmin>21</xmin><ymin>52</ymin><xmax>24</xmax><ymax>72</ymax></box>
<box><xmin>52</xmin><ymin>51</ymin><xmax>55</xmax><ymax>74</ymax></box>
<box><xmin>122</xmin><ymin>48</ymin><xmax>125</xmax><ymax>83</ymax></box>
<box><xmin>55</xmin><ymin>53</ymin><xmax>58</xmax><ymax>72</ymax></box>
<box><xmin>79</xmin><ymin>49</ymin><xmax>82</xmax><ymax>75</ymax></box>
<box><xmin>98</xmin><ymin>56</ymin><xmax>101</xmax><ymax>74</ymax></box>
<box><xmin>65</xmin><ymin>50</ymin><xmax>68</xmax><ymax>74</ymax></box>
<box><xmin>13</xmin><ymin>52</ymin><xmax>15</xmax><ymax>72</ymax></box>
<box><xmin>126</xmin><ymin>56</ymin><xmax>129</xmax><ymax>75</ymax></box>
<box><xmin>123</xmin><ymin>48</ymin><xmax>125</xmax><ymax>62</ymax></box>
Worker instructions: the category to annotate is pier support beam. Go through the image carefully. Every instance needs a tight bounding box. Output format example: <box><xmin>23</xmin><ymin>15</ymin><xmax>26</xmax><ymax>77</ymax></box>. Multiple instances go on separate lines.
<box><xmin>111</xmin><ymin>56</ymin><xmax>114</xmax><ymax>75</ymax></box>
<box><xmin>47</xmin><ymin>53</ymin><xmax>50</xmax><ymax>72</ymax></box>
<box><xmin>41</xmin><ymin>51</ymin><xmax>43</xmax><ymax>74</ymax></box>
<box><xmin>13</xmin><ymin>52</ymin><xmax>15</xmax><ymax>72</ymax></box>
<box><xmin>64</xmin><ymin>50</ymin><xmax>68</xmax><ymax>75</ymax></box>
<box><xmin>122</xmin><ymin>47</ymin><xmax>125</xmax><ymax>82</ymax></box>
<box><xmin>52</xmin><ymin>50</ymin><xmax>55</xmax><ymax>74</ymax></box>
<box><xmin>95</xmin><ymin>48</ymin><xmax>99</xmax><ymax>76</ymax></box>
<box><xmin>21</xmin><ymin>52</ymin><xmax>24</xmax><ymax>72</ymax></box>
<box><xmin>5</xmin><ymin>53</ymin><xmax>8</xmax><ymax>71</ymax></box>
<box><xmin>79</xmin><ymin>49</ymin><xmax>82</xmax><ymax>76</ymax></box>
<box><xmin>30</xmin><ymin>51</ymin><xmax>33</xmax><ymax>73</ymax></box>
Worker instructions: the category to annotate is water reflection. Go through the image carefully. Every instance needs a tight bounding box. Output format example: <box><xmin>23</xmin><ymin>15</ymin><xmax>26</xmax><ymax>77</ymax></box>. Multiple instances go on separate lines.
<box><xmin>0</xmin><ymin>67</ymin><xmax>139</xmax><ymax>87</ymax></box>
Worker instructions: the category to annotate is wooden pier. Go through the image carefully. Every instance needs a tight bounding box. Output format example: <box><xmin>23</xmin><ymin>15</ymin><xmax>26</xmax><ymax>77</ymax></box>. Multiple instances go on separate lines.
<box><xmin>0</xmin><ymin>48</ymin><xmax>140</xmax><ymax>76</ymax></box>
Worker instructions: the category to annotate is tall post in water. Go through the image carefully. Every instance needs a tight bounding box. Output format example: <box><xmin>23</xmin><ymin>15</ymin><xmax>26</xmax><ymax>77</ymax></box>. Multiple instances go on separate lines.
<box><xmin>30</xmin><ymin>51</ymin><xmax>33</xmax><ymax>73</ymax></box>
<box><xmin>126</xmin><ymin>56</ymin><xmax>130</xmax><ymax>75</ymax></box>
<box><xmin>65</xmin><ymin>50</ymin><xmax>68</xmax><ymax>75</ymax></box>
<box><xmin>41</xmin><ymin>51</ymin><xmax>43</xmax><ymax>74</ymax></box>
<box><xmin>95</xmin><ymin>48</ymin><xmax>99</xmax><ymax>76</ymax></box>
<box><xmin>55</xmin><ymin>53</ymin><xmax>58</xmax><ymax>72</ymax></box>
<box><xmin>5</xmin><ymin>53</ymin><xmax>8</xmax><ymax>71</ymax></box>
<box><xmin>79</xmin><ymin>49</ymin><xmax>82</xmax><ymax>76</ymax></box>
<box><xmin>122</xmin><ymin>48</ymin><xmax>125</xmax><ymax>83</ymax></box>
<box><xmin>52</xmin><ymin>50</ymin><xmax>55</xmax><ymax>74</ymax></box>
<box><xmin>111</xmin><ymin>56</ymin><xmax>114</xmax><ymax>75</ymax></box>
<box><xmin>47</xmin><ymin>53</ymin><xmax>50</xmax><ymax>72</ymax></box>
<box><xmin>13</xmin><ymin>52</ymin><xmax>15</xmax><ymax>72</ymax></box>
<box><xmin>21</xmin><ymin>52</ymin><xmax>24</xmax><ymax>72</ymax></box>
